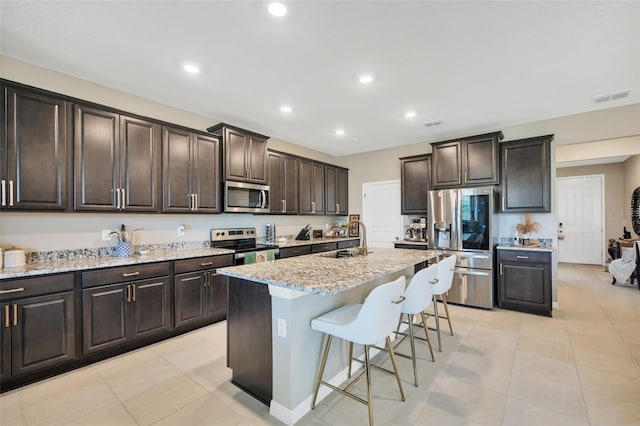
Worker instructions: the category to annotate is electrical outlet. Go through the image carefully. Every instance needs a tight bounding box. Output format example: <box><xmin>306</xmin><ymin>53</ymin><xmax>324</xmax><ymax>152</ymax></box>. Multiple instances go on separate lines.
<box><xmin>102</xmin><ymin>229</ymin><xmax>112</xmax><ymax>241</ymax></box>
<box><xmin>277</xmin><ymin>318</ymin><xmax>287</xmax><ymax>338</ymax></box>
<box><xmin>178</xmin><ymin>225</ymin><xmax>185</xmax><ymax>236</ymax></box>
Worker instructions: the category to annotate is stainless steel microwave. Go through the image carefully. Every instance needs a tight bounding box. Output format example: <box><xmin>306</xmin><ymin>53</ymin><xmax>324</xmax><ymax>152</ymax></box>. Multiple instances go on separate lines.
<box><xmin>224</xmin><ymin>181</ymin><xmax>269</xmax><ymax>213</ymax></box>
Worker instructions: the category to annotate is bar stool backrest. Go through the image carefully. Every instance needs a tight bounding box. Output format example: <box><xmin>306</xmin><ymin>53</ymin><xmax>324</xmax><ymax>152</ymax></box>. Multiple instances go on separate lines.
<box><xmin>351</xmin><ymin>276</ymin><xmax>406</xmax><ymax>345</ymax></box>
<box><xmin>402</xmin><ymin>263</ymin><xmax>438</xmax><ymax>315</ymax></box>
<box><xmin>433</xmin><ymin>255</ymin><xmax>457</xmax><ymax>295</ymax></box>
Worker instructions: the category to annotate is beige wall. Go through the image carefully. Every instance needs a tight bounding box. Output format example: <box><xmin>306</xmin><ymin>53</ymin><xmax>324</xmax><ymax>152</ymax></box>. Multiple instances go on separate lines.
<box><xmin>556</xmin><ymin>163</ymin><xmax>625</xmax><ymax>245</ymax></box>
<box><xmin>623</xmin><ymin>155</ymin><xmax>640</xmax><ymax>237</ymax></box>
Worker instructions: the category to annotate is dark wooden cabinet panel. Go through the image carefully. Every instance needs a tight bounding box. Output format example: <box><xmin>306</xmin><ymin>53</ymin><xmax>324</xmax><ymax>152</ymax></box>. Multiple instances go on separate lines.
<box><xmin>0</xmin><ymin>303</ymin><xmax>10</xmax><ymax>381</ymax></box>
<box><xmin>337</xmin><ymin>239</ymin><xmax>359</xmax><ymax>249</ymax></box>
<box><xmin>225</xmin><ymin>127</ymin><xmax>250</xmax><ymax>181</ymax></box>
<box><xmin>247</xmin><ymin>135</ymin><xmax>268</xmax><ymax>183</ymax></box>
<box><xmin>400</xmin><ymin>154</ymin><xmax>431</xmax><ymax>215</ymax></box>
<box><xmin>325</xmin><ymin>166</ymin><xmax>349</xmax><ymax>216</ymax></box>
<box><xmin>500</xmin><ymin>135</ymin><xmax>552</xmax><ymax>213</ymax></box>
<box><xmin>311</xmin><ymin>242</ymin><xmax>338</xmax><ymax>253</ymax></box>
<box><xmin>82</xmin><ymin>283</ymin><xmax>130</xmax><ymax>354</ymax></box>
<box><xmin>74</xmin><ymin>105</ymin><xmax>119</xmax><ymax>210</ymax></box>
<box><xmin>277</xmin><ymin>245</ymin><xmax>312</xmax><ymax>259</ymax></box>
<box><xmin>119</xmin><ymin>115</ymin><xmax>160</xmax><ymax>212</ymax></box>
<box><xmin>268</xmin><ymin>151</ymin><xmax>298</xmax><ymax>214</ymax></box>
<box><xmin>498</xmin><ymin>249</ymin><xmax>552</xmax><ymax>316</ymax></box>
<box><xmin>81</xmin><ymin>262</ymin><xmax>170</xmax><ymax>288</ymax></box>
<box><xmin>3</xmin><ymin>86</ymin><xmax>69</xmax><ymax>210</ymax></box>
<box><xmin>432</xmin><ymin>132</ymin><xmax>502</xmax><ymax>189</ymax></box>
<box><xmin>299</xmin><ymin>159</ymin><xmax>324</xmax><ymax>214</ymax></box>
<box><xmin>162</xmin><ymin>126</ymin><xmax>220</xmax><ymax>213</ymax></box>
<box><xmin>130</xmin><ymin>277</ymin><xmax>171</xmax><ymax>339</ymax></box>
<box><xmin>207</xmin><ymin>124</ymin><xmax>269</xmax><ymax>184</ymax></box>
<box><xmin>174</xmin><ymin>272</ymin><xmax>207</xmax><ymax>328</ymax></box>
<box><xmin>11</xmin><ymin>292</ymin><xmax>75</xmax><ymax>376</ymax></box>
<box><xmin>432</xmin><ymin>141</ymin><xmax>462</xmax><ymax>188</ymax></box>
<box><xmin>208</xmin><ymin>273</ymin><xmax>228</xmax><ymax>318</ymax></box>
<box><xmin>174</xmin><ymin>255</ymin><xmax>234</xmax><ymax>274</ymax></box>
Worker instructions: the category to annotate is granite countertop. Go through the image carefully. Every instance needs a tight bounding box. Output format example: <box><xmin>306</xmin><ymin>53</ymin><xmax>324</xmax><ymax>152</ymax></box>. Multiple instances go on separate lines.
<box><xmin>218</xmin><ymin>247</ymin><xmax>440</xmax><ymax>296</ymax></box>
<box><xmin>0</xmin><ymin>247</ymin><xmax>234</xmax><ymax>280</ymax></box>
<box><xmin>274</xmin><ymin>236</ymin><xmax>359</xmax><ymax>248</ymax></box>
<box><xmin>496</xmin><ymin>245</ymin><xmax>553</xmax><ymax>252</ymax></box>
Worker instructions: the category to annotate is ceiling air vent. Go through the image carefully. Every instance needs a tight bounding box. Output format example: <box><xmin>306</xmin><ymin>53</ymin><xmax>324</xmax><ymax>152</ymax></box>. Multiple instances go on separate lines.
<box><xmin>424</xmin><ymin>120</ymin><xmax>443</xmax><ymax>127</ymax></box>
<box><xmin>592</xmin><ymin>88</ymin><xmax>633</xmax><ymax>104</ymax></box>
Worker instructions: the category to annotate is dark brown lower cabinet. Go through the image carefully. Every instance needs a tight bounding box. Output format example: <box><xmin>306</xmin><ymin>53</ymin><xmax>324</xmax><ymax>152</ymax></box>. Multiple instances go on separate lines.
<box><xmin>498</xmin><ymin>249</ymin><xmax>552</xmax><ymax>317</ymax></box>
<box><xmin>173</xmin><ymin>255</ymin><xmax>234</xmax><ymax>328</ymax></box>
<box><xmin>82</xmin><ymin>276</ymin><xmax>171</xmax><ymax>355</ymax></box>
<box><xmin>1</xmin><ymin>273</ymin><xmax>76</xmax><ymax>381</ymax></box>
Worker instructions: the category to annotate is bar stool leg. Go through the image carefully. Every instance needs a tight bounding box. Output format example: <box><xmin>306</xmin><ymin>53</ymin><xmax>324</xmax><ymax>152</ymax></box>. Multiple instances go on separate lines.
<box><xmin>441</xmin><ymin>294</ymin><xmax>453</xmax><ymax>336</ymax></box>
<box><xmin>348</xmin><ymin>341</ymin><xmax>354</xmax><ymax>378</ymax></box>
<box><xmin>420</xmin><ymin>311</ymin><xmax>435</xmax><ymax>362</ymax></box>
<box><xmin>312</xmin><ymin>335</ymin><xmax>333</xmax><ymax>409</ymax></box>
<box><xmin>386</xmin><ymin>336</ymin><xmax>406</xmax><ymax>401</ymax></box>
<box><xmin>407</xmin><ymin>314</ymin><xmax>418</xmax><ymax>386</ymax></box>
<box><xmin>433</xmin><ymin>294</ymin><xmax>442</xmax><ymax>352</ymax></box>
<box><xmin>364</xmin><ymin>344</ymin><xmax>374</xmax><ymax>426</ymax></box>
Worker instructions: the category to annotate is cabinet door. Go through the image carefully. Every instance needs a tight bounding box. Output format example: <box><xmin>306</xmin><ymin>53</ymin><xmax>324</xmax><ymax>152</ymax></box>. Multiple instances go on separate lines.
<box><xmin>82</xmin><ymin>283</ymin><xmax>130</xmax><ymax>354</ymax></box>
<box><xmin>12</xmin><ymin>292</ymin><xmax>75</xmax><ymax>376</ymax></box>
<box><xmin>325</xmin><ymin>165</ymin><xmax>338</xmax><ymax>215</ymax></box>
<box><xmin>225</xmin><ymin>128</ymin><xmax>249</xmax><ymax>181</ymax></box>
<box><xmin>401</xmin><ymin>155</ymin><xmax>431</xmax><ymax>215</ymax></box>
<box><xmin>298</xmin><ymin>159</ymin><xmax>314</xmax><ymax>214</ymax></box>
<box><xmin>174</xmin><ymin>272</ymin><xmax>207</xmax><ymax>328</ymax></box>
<box><xmin>1</xmin><ymin>302</ymin><xmax>11</xmax><ymax>380</ymax></box>
<box><xmin>499</xmin><ymin>261</ymin><xmax>551</xmax><ymax>315</ymax></box>
<box><xmin>162</xmin><ymin>126</ymin><xmax>193</xmax><ymax>212</ymax></box>
<box><xmin>208</xmin><ymin>272</ymin><xmax>228</xmax><ymax>318</ymax></box>
<box><xmin>432</xmin><ymin>141</ymin><xmax>462</xmax><ymax>188</ymax></box>
<box><xmin>312</xmin><ymin>162</ymin><xmax>325</xmax><ymax>214</ymax></box>
<box><xmin>74</xmin><ymin>105</ymin><xmax>119</xmax><ymax>211</ymax></box>
<box><xmin>500</xmin><ymin>135</ymin><xmax>552</xmax><ymax>212</ymax></box>
<box><xmin>463</xmin><ymin>135</ymin><xmax>498</xmax><ymax>185</ymax></box>
<box><xmin>268</xmin><ymin>152</ymin><xmax>284</xmax><ymax>213</ymax></box>
<box><xmin>192</xmin><ymin>133</ymin><xmax>220</xmax><ymax>213</ymax></box>
<box><xmin>4</xmin><ymin>87</ymin><xmax>68</xmax><ymax>210</ymax></box>
<box><xmin>120</xmin><ymin>116</ymin><xmax>160</xmax><ymax>212</ymax></box>
<box><xmin>247</xmin><ymin>135</ymin><xmax>268</xmax><ymax>184</ymax></box>
<box><xmin>336</xmin><ymin>168</ymin><xmax>348</xmax><ymax>215</ymax></box>
<box><xmin>283</xmin><ymin>155</ymin><xmax>299</xmax><ymax>214</ymax></box>
<box><xmin>131</xmin><ymin>277</ymin><xmax>171</xmax><ymax>339</ymax></box>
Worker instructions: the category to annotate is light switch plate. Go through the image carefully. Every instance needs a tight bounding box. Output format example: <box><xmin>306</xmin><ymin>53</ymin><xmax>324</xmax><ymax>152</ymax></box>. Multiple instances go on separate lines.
<box><xmin>178</xmin><ymin>225</ymin><xmax>185</xmax><ymax>236</ymax></box>
<box><xmin>277</xmin><ymin>318</ymin><xmax>287</xmax><ymax>338</ymax></box>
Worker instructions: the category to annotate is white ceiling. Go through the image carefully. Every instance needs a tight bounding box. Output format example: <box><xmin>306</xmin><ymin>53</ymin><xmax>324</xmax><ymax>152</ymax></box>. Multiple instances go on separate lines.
<box><xmin>1</xmin><ymin>1</ymin><xmax>638</xmax><ymax>156</ymax></box>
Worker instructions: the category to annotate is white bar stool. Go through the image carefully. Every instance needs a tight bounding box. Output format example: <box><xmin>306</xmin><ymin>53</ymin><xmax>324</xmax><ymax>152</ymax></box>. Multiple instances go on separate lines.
<box><xmin>310</xmin><ymin>276</ymin><xmax>407</xmax><ymax>426</ymax></box>
<box><xmin>393</xmin><ymin>263</ymin><xmax>438</xmax><ymax>386</ymax></box>
<box><xmin>428</xmin><ymin>254</ymin><xmax>456</xmax><ymax>352</ymax></box>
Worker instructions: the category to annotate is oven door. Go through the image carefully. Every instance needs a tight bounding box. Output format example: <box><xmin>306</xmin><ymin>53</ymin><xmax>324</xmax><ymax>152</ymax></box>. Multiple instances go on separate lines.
<box><xmin>224</xmin><ymin>181</ymin><xmax>270</xmax><ymax>213</ymax></box>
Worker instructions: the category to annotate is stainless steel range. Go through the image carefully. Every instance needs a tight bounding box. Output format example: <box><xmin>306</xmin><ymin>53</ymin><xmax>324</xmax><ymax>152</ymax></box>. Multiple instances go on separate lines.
<box><xmin>210</xmin><ymin>228</ymin><xmax>278</xmax><ymax>264</ymax></box>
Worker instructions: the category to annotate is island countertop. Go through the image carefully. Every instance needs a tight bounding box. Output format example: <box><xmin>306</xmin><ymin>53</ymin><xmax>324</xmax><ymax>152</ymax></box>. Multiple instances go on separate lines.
<box><xmin>218</xmin><ymin>247</ymin><xmax>441</xmax><ymax>296</ymax></box>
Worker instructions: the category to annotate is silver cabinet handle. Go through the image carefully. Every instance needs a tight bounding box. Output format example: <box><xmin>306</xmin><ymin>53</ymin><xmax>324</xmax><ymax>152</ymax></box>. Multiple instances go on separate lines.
<box><xmin>465</xmin><ymin>172</ymin><xmax>468</xmax><ymax>182</ymax></box>
<box><xmin>458</xmin><ymin>173</ymin><xmax>461</xmax><ymax>183</ymax></box>
<box><xmin>336</xmin><ymin>203</ymin><xmax>340</xmax><ymax>214</ymax></box>
<box><xmin>122</xmin><ymin>272</ymin><xmax>140</xmax><ymax>277</ymax></box>
<box><xmin>516</xmin><ymin>256</ymin><xmax>529</xmax><ymax>259</ymax></box>
<box><xmin>194</xmin><ymin>194</ymin><xmax>198</xmax><ymax>211</ymax></box>
<box><xmin>500</xmin><ymin>263</ymin><xmax>503</xmax><ymax>275</ymax></box>
<box><xmin>1</xmin><ymin>179</ymin><xmax>5</xmax><ymax>206</ymax></box>
<box><xmin>502</xmin><ymin>196</ymin><xmax>505</xmax><ymax>211</ymax></box>
<box><xmin>281</xmin><ymin>199</ymin><xmax>285</xmax><ymax>213</ymax></box>
<box><xmin>8</xmin><ymin>180</ymin><xmax>14</xmax><ymax>207</ymax></box>
<box><xmin>116</xmin><ymin>188</ymin><xmax>121</xmax><ymax>209</ymax></box>
<box><xmin>311</xmin><ymin>201</ymin><xmax>316</xmax><ymax>214</ymax></box>
<box><xmin>121</xmin><ymin>188</ymin><xmax>126</xmax><ymax>210</ymax></box>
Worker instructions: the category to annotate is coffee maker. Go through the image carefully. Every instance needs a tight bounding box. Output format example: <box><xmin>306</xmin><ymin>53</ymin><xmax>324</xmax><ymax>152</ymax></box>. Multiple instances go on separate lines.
<box><xmin>404</xmin><ymin>217</ymin><xmax>427</xmax><ymax>241</ymax></box>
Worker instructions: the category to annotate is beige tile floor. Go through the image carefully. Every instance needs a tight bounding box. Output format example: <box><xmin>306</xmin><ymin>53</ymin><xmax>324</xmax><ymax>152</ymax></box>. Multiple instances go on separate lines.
<box><xmin>1</xmin><ymin>263</ymin><xmax>639</xmax><ymax>425</ymax></box>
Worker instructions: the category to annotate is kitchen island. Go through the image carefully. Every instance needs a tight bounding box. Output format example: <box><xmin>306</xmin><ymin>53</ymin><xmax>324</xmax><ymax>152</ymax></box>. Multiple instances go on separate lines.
<box><xmin>217</xmin><ymin>247</ymin><xmax>440</xmax><ymax>425</ymax></box>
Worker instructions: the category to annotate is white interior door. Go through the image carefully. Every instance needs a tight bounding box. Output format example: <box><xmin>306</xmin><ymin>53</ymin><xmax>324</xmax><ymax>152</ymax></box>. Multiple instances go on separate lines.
<box><xmin>362</xmin><ymin>180</ymin><xmax>402</xmax><ymax>248</ymax></box>
<box><xmin>557</xmin><ymin>175</ymin><xmax>604</xmax><ymax>264</ymax></box>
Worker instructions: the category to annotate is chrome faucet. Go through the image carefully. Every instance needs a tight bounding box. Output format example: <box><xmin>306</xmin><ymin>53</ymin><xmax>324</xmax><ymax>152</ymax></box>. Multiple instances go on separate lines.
<box><xmin>348</xmin><ymin>218</ymin><xmax>368</xmax><ymax>256</ymax></box>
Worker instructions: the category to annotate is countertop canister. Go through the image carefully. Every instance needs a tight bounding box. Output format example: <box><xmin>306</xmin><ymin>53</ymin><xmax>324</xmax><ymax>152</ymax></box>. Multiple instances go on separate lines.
<box><xmin>4</xmin><ymin>248</ymin><xmax>26</xmax><ymax>268</ymax></box>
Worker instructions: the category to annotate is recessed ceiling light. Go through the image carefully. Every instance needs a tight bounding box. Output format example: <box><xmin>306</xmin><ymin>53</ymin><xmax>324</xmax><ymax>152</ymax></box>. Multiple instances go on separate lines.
<box><xmin>268</xmin><ymin>2</ymin><xmax>287</xmax><ymax>17</ymax></box>
<box><xmin>359</xmin><ymin>75</ymin><xmax>373</xmax><ymax>84</ymax></box>
<box><xmin>404</xmin><ymin>111</ymin><xmax>416</xmax><ymax>118</ymax></box>
<box><xmin>335</xmin><ymin>129</ymin><xmax>345</xmax><ymax>136</ymax></box>
<box><xmin>280</xmin><ymin>105</ymin><xmax>292</xmax><ymax>113</ymax></box>
<box><xmin>183</xmin><ymin>64</ymin><xmax>200</xmax><ymax>74</ymax></box>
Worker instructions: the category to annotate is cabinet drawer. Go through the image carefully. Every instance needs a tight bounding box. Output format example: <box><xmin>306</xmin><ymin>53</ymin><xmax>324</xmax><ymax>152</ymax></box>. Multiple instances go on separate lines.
<box><xmin>498</xmin><ymin>250</ymin><xmax>550</xmax><ymax>264</ymax></box>
<box><xmin>82</xmin><ymin>262</ymin><xmax>170</xmax><ymax>288</ymax></box>
<box><xmin>394</xmin><ymin>243</ymin><xmax>427</xmax><ymax>250</ymax></box>
<box><xmin>311</xmin><ymin>242</ymin><xmax>338</xmax><ymax>253</ymax></box>
<box><xmin>0</xmin><ymin>273</ymin><xmax>74</xmax><ymax>301</ymax></box>
<box><xmin>338</xmin><ymin>239</ymin><xmax>360</xmax><ymax>249</ymax></box>
<box><xmin>174</xmin><ymin>255</ymin><xmax>234</xmax><ymax>274</ymax></box>
<box><xmin>278</xmin><ymin>245</ymin><xmax>312</xmax><ymax>259</ymax></box>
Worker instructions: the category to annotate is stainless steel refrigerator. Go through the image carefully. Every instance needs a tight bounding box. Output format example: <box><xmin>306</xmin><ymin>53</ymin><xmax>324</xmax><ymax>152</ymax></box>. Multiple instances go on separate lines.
<box><xmin>428</xmin><ymin>186</ymin><xmax>495</xmax><ymax>309</ymax></box>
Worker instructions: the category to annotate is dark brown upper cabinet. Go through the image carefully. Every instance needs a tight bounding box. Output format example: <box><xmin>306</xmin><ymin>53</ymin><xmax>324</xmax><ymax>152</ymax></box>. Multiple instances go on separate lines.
<box><xmin>162</xmin><ymin>126</ymin><xmax>220</xmax><ymax>213</ymax></box>
<box><xmin>325</xmin><ymin>165</ymin><xmax>349</xmax><ymax>216</ymax></box>
<box><xmin>400</xmin><ymin>154</ymin><xmax>431</xmax><ymax>215</ymax></box>
<box><xmin>500</xmin><ymin>135</ymin><xmax>553</xmax><ymax>213</ymax></box>
<box><xmin>2</xmin><ymin>85</ymin><xmax>71</xmax><ymax>210</ymax></box>
<box><xmin>74</xmin><ymin>105</ymin><xmax>160</xmax><ymax>212</ymax></box>
<box><xmin>207</xmin><ymin>123</ymin><xmax>268</xmax><ymax>184</ymax></box>
<box><xmin>298</xmin><ymin>159</ymin><xmax>325</xmax><ymax>215</ymax></box>
<box><xmin>431</xmin><ymin>132</ymin><xmax>503</xmax><ymax>189</ymax></box>
<box><xmin>268</xmin><ymin>150</ymin><xmax>298</xmax><ymax>214</ymax></box>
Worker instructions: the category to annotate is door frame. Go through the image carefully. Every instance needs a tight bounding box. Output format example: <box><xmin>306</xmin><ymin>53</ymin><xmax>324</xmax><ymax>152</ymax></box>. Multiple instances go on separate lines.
<box><xmin>556</xmin><ymin>174</ymin><xmax>606</xmax><ymax>265</ymax></box>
